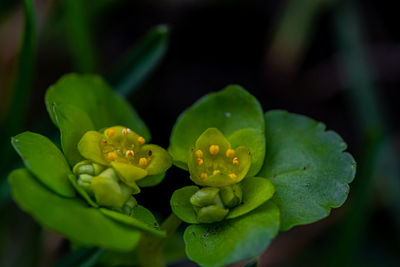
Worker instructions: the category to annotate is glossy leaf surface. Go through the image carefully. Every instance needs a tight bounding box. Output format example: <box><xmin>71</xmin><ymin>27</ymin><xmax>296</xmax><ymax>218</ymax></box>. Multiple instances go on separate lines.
<box><xmin>11</xmin><ymin>132</ymin><xmax>75</xmax><ymax>197</ymax></box>
<box><xmin>258</xmin><ymin>110</ymin><xmax>356</xmax><ymax>230</ymax></box>
<box><xmin>184</xmin><ymin>202</ymin><xmax>279</xmax><ymax>267</ymax></box>
<box><xmin>9</xmin><ymin>169</ymin><xmax>141</xmax><ymax>251</ymax></box>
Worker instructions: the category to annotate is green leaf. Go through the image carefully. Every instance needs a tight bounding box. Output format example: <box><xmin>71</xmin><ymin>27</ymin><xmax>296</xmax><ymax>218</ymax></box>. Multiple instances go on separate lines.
<box><xmin>108</xmin><ymin>25</ymin><xmax>170</xmax><ymax>96</ymax></box>
<box><xmin>184</xmin><ymin>201</ymin><xmax>280</xmax><ymax>267</ymax></box>
<box><xmin>100</xmin><ymin>207</ymin><xmax>166</xmax><ymax>238</ymax></box>
<box><xmin>52</xmin><ymin>103</ymin><xmax>95</xmax><ymax>166</ymax></box>
<box><xmin>170</xmin><ymin>186</ymin><xmax>199</xmax><ymax>224</ymax></box>
<box><xmin>53</xmin><ymin>247</ymin><xmax>105</xmax><ymax>267</ymax></box>
<box><xmin>137</xmin><ymin>172</ymin><xmax>165</xmax><ymax>187</ymax></box>
<box><xmin>9</xmin><ymin>169</ymin><xmax>141</xmax><ymax>251</ymax></box>
<box><xmin>258</xmin><ymin>110</ymin><xmax>356</xmax><ymax>230</ymax></box>
<box><xmin>227</xmin><ymin>177</ymin><xmax>275</xmax><ymax>219</ymax></box>
<box><xmin>45</xmin><ymin>74</ymin><xmax>150</xmax><ymax>143</ymax></box>
<box><xmin>168</xmin><ymin>85</ymin><xmax>265</xmax><ymax>176</ymax></box>
<box><xmin>11</xmin><ymin>132</ymin><xmax>75</xmax><ymax>197</ymax></box>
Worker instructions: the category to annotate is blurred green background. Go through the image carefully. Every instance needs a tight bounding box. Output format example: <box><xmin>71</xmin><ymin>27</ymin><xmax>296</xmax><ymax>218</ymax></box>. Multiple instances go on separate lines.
<box><xmin>1</xmin><ymin>0</ymin><xmax>399</xmax><ymax>266</ymax></box>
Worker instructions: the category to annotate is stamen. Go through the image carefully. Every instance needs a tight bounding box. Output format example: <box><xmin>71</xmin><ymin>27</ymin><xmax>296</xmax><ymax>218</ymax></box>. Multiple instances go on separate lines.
<box><xmin>213</xmin><ymin>170</ymin><xmax>220</xmax><ymax>175</ymax></box>
<box><xmin>139</xmin><ymin>157</ymin><xmax>148</xmax><ymax>167</ymax></box>
<box><xmin>197</xmin><ymin>158</ymin><xmax>204</xmax><ymax>165</ymax></box>
<box><xmin>229</xmin><ymin>173</ymin><xmax>237</xmax><ymax>180</ymax></box>
<box><xmin>233</xmin><ymin>157</ymin><xmax>239</xmax><ymax>165</ymax></box>
<box><xmin>105</xmin><ymin>128</ymin><xmax>115</xmax><ymax>137</ymax></box>
<box><xmin>137</xmin><ymin>136</ymin><xmax>145</xmax><ymax>145</ymax></box>
<box><xmin>209</xmin><ymin>145</ymin><xmax>220</xmax><ymax>155</ymax></box>
<box><xmin>226</xmin><ymin>149</ymin><xmax>235</xmax><ymax>158</ymax></box>
<box><xmin>200</xmin><ymin>173</ymin><xmax>208</xmax><ymax>180</ymax></box>
<box><xmin>102</xmin><ymin>139</ymin><xmax>107</xmax><ymax>144</ymax></box>
<box><xmin>122</xmin><ymin>128</ymin><xmax>131</xmax><ymax>135</ymax></box>
<box><xmin>125</xmin><ymin>150</ymin><xmax>134</xmax><ymax>157</ymax></box>
<box><xmin>194</xmin><ymin>149</ymin><xmax>203</xmax><ymax>158</ymax></box>
<box><xmin>107</xmin><ymin>152</ymin><xmax>117</xmax><ymax>161</ymax></box>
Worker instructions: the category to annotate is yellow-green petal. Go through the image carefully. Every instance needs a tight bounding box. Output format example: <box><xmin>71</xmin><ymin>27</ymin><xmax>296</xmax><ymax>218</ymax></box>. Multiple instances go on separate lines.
<box><xmin>140</xmin><ymin>144</ymin><xmax>172</xmax><ymax>175</ymax></box>
<box><xmin>78</xmin><ymin>131</ymin><xmax>108</xmax><ymax>165</ymax></box>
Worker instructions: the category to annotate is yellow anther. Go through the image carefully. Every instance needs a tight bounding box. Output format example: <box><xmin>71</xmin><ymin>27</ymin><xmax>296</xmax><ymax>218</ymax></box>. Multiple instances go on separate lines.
<box><xmin>200</xmin><ymin>173</ymin><xmax>208</xmax><ymax>180</ymax></box>
<box><xmin>125</xmin><ymin>150</ymin><xmax>134</xmax><ymax>157</ymax></box>
<box><xmin>226</xmin><ymin>149</ymin><xmax>235</xmax><ymax>158</ymax></box>
<box><xmin>213</xmin><ymin>170</ymin><xmax>220</xmax><ymax>175</ymax></box>
<box><xmin>107</xmin><ymin>152</ymin><xmax>117</xmax><ymax>161</ymax></box>
<box><xmin>122</xmin><ymin>128</ymin><xmax>131</xmax><ymax>135</ymax></box>
<box><xmin>229</xmin><ymin>173</ymin><xmax>237</xmax><ymax>180</ymax></box>
<box><xmin>105</xmin><ymin>128</ymin><xmax>115</xmax><ymax>137</ymax></box>
<box><xmin>194</xmin><ymin>149</ymin><xmax>203</xmax><ymax>158</ymax></box>
<box><xmin>139</xmin><ymin>157</ymin><xmax>148</xmax><ymax>167</ymax></box>
<box><xmin>102</xmin><ymin>139</ymin><xmax>108</xmax><ymax>144</ymax></box>
<box><xmin>209</xmin><ymin>145</ymin><xmax>220</xmax><ymax>155</ymax></box>
<box><xmin>233</xmin><ymin>157</ymin><xmax>239</xmax><ymax>165</ymax></box>
<box><xmin>197</xmin><ymin>158</ymin><xmax>204</xmax><ymax>165</ymax></box>
<box><xmin>137</xmin><ymin>136</ymin><xmax>145</xmax><ymax>145</ymax></box>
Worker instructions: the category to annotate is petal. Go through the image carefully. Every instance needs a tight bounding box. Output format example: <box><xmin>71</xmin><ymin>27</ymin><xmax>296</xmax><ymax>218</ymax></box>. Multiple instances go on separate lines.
<box><xmin>111</xmin><ymin>162</ymin><xmax>145</xmax><ymax>193</ymax></box>
<box><xmin>140</xmin><ymin>144</ymin><xmax>172</xmax><ymax>175</ymax></box>
<box><xmin>78</xmin><ymin>131</ymin><xmax>108</xmax><ymax>165</ymax></box>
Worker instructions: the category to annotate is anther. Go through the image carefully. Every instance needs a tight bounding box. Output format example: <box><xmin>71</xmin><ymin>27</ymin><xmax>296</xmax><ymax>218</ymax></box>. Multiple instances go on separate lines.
<box><xmin>105</xmin><ymin>128</ymin><xmax>115</xmax><ymax>137</ymax></box>
<box><xmin>194</xmin><ymin>149</ymin><xmax>203</xmax><ymax>158</ymax></box>
<box><xmin>102</xmin><ymin>139</ymin><xmax>107</xmax><ymax>144</ymax></box>
<box><xmin>197</xmin><ymin>158</ymin><xmax>204</xmax><ymax>165</ymax></box>
<box><xmin>200</xmin><ymin>173</ymin><xmax>208</xmax><ymax>180</ymax></box>
<box><xmin>233</xmin><ymin>157</ymin><xmax>239</xmax><ymax>165</ymax></box>
<box><xmin>107</xmin><ymin>152</ymin><xmax>117</xmax><ymax>161</ymax></box>
<box><xmin>229</xmin><ymin>173</ymin><xmax>237</xmax><ymax>180</ymax></box>
<box><xmin>139</xmin><ymin>157</ymin><xmax>148</xmax><ymax>167</ymax></box>
<box><xmin>125</xmin><ymin>150</ymin><xmax>134</xmax><ymax>157</ymax></box>
<box><xmin>213</xmin><ymin>170</ymin><xmax>220</xmax><ymax>175</ymax></box>
<box><xmin>209</xmin><ymin>145</ymin><xmax>220</xmax><ymax>155</ymax></box>
<box><xmin>122</xmin><ymin>128</ymin><xmax>131</xmax><ymax>135</ymax></box>
<box><xmin>137</xmin><ymin>136</ymin><xmax>145</xmax><ymax>145</ymax></box>
<box><xmin>226</xmin><ymin>149</ymin><xmax>235</xmax><ymax>158</ymax></box>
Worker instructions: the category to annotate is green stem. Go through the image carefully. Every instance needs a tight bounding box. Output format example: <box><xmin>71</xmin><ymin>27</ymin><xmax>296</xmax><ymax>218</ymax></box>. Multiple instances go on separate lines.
<box><xmin>137</xmin><ymin>213</ymin><xmax>182</xmax><ymax>267</ymax></box>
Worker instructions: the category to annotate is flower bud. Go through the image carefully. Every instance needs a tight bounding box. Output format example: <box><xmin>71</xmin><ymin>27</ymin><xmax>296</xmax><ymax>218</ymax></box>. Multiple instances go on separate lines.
<box><xmin>190</xmin><ymin>187</ymin><xmax>229</xmax><ymax>223</ymax></box>
<box><xmin>219</xmin><ymin>184</ymin><xmax>243</xmax><ymax>208</ymax></box>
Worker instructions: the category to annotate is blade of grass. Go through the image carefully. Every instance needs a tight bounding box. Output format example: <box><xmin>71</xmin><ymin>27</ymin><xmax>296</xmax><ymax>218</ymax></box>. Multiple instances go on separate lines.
<box><xmin>0</xmin><ymin>0</ymin><xmax>36</xmax><ymax>178</ymax></box>
<box><xmin>326</xmin><ymin>0</ymin><xmax>400</xmax><ymax>265</ymax></box>
<box><xmin>62</xmin><ymin>0</ymin><xmax>97</xmax><ymax>73</ymax></box>
<box><xmin>106</xmin><ymin>25</ymin><xmax>170</xmax><ymax>96</ymax></box>
<box><xmin>53</xmin><ymin>247</ymin><xmax>105</xmax><ymax>267</ymax></box>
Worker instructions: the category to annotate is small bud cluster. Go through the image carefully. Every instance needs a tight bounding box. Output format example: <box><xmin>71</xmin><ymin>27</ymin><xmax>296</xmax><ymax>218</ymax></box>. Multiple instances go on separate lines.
<box><xmin>190</xmin><ymin>184</ymin><xmax>243</xmax><ymax>223</ymax></box>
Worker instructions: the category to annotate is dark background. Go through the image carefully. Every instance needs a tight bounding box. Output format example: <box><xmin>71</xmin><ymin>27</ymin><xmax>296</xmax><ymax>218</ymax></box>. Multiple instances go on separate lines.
<box><xmin>1</xmin><ymin>0</ymin><xmax>400</xmax><ymax>266</ymax></box>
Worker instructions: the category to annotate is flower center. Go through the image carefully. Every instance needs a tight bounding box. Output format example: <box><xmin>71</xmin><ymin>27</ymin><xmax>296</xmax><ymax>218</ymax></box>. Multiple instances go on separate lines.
<box><xmin>100</xmin><ymin>126</ymin><xmax>152</xmax><ymax>169</ymax></box>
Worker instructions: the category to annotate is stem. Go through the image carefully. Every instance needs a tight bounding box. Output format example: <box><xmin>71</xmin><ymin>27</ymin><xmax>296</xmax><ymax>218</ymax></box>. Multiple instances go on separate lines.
<box><xmin>137</xmin><ymin>213</ymin><xmax>182</xmax><ymax>267</ymax></box>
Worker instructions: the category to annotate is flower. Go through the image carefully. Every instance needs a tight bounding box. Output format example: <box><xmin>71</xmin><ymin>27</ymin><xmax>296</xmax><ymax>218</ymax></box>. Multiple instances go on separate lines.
<box><xmin>188</xmin><ymin>128</ymin><xmax>251</xmax><ymax>187</ymax></box>
<box><xmin>72</xmin><ymin>126</ymin><xmax>172</xmax><ymax>209</ymax></box>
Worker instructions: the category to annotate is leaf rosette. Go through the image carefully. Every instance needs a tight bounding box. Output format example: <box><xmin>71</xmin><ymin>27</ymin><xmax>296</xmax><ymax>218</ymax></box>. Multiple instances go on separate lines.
<box><xmin>9</xmin><ymin>74</ymin><xmax>170</xmax><ymax>251</ymax></box>
<box><xmin>169</xmin><ymin>86</ymin><xmax>280</xmax><ymax>266</ymax></box>
<box><xmin>169</xmin><ymin>86</ymin><xmax>356</xmax><ymax>267</ymax></box>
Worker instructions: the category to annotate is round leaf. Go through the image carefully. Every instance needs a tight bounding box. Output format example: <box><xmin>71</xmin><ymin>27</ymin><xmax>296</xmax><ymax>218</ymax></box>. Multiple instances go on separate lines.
<box><xmin>9</xmin><ymin>169</ymin><xmax>141</xmax><ymax>251</ymax></box>
<box><xmin>227</xmin><ymin>177</ymin><xmax>275</xmax><ymax>219</ymax></box>
<box><xmin>170</xmin><ymin>186</ymin><xmax>199</xmax><ymax>224</ymax></box>
<box><xmin>168</xmin><ymin>85</ymin><xmax>265</xmax><ymax>175</ymax></box>
<box><xmin>45</xmin><ymin>73</ymin><xmax>150</xmax><ymax>140</ymax></box>
<box><xmin>258</xmin><ymin>110</ymin><xmax>356</xmax><ymax>230</ymax></box>
<box><xmin>51</xmin><ymin>103</ymin><xmax>95</xmax><ymax>166</ymax></box>
<box><xmin>11</xmin><ymin>132</ymin><xmax>75</xmax><ymax>197</ymax></box>
<box><xmin>184</xmin><ymin>201</ymin><xmax>280</xmax><ymax>267</ymax></box>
